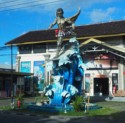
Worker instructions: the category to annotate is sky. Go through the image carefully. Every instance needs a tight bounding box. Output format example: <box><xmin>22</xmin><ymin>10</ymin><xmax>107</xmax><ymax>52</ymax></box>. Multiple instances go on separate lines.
<box><xmin>0</xmin><ymin>0</ymin><xmax>125</xmax><ymax>67</ymax></box>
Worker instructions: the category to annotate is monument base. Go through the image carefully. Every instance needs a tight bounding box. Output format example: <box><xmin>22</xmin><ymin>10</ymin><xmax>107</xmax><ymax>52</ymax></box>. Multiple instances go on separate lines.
<box><xmin>27</xmin><ymin>103</ymin><xmax>73</xmax><ymax>113</ymax></box>
<box><xmin>26</xmin><ymin>102</ymin><xmax>102</xmax><ymax>113</ymax></box>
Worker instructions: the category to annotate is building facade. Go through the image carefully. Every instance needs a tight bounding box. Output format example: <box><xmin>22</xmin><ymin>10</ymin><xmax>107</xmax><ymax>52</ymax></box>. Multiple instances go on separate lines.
<box><xmin>5</xmin><ymin>20</ymin><xmax>125</xmax><ymax>96</ymax></box>
<box><xmin>0</xmin><ymin>68</ymin><xmax>33</xmax><ymax>97</ymax></box>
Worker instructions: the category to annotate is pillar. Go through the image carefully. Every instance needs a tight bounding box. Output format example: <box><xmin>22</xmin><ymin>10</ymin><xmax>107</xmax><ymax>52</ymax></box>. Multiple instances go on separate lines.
<box><xmin>43</xmin><ymin>54</ymin><xmax>50</xmax><ymax>85</ymax></box>
<box><xmin>16</xmin><ymin>56</ymin><xmax>21</xmax><ymax>72</ymax></box>
<box><xmin>118</xmin><ymin>59</ymin><xmax>124</xmax><ymax>90</ymax></box>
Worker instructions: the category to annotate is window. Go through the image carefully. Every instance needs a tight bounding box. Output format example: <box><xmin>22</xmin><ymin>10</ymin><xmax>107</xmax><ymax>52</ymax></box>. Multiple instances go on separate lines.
<box><xmin>19</xmin><ymin>45</ymin><xmax>32</xmax><ymax>54</ymax></box>
<box><xmin>48</xmin><ymin>44</ymin><xmax>57</xmax><ymax>52</ymax></box>
<box><xmin>33</xmin><ymin>44</ymin><xmax>46</xmax><ymax>53</ymax></box>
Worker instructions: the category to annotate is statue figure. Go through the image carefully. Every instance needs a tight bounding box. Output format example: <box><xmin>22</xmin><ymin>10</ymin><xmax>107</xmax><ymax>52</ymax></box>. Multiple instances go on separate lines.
<box><xmin>49</xmin><ymin>8</ymin><xmax>81</xmax><ymax>56</ymax></box>
<box><xmin>44</xmin><ymin>8</ymin><xmax>84</xmax><ymax>107</ymax></box>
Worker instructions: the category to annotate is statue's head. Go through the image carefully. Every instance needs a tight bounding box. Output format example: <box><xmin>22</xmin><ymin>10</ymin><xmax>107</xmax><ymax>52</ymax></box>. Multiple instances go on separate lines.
<box><xmin>56</xmin><ymin>8</ymin><xmax>64</xmax><ymax>18</ymax></box>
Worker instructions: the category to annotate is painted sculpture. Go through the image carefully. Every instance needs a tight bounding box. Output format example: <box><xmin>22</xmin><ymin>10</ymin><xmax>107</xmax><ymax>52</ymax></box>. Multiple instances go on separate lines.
<box><xmin>49</xmin><ymin>7</ymin><xmax>81</xmax><ymax>56</ymax></box>
<box><xmin>44</xmin><ymin>8</ymin><xmax>84</xmax><ymax>105</ymax></box>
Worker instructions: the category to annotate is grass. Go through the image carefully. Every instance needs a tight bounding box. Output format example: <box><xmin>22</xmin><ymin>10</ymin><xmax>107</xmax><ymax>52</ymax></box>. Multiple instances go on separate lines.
<box><xmin>87</xmin><ymin>107</ymin><xmax>117</xmax><ymax>116</ymax></box>
<box><xmin>4</xmin><ymin>104</ymin><xmax>116</xmax><ymax>117</ymax></box>
<box><xmin>0</xmin><ymin>105</ymin><xmax>12</xmax><ymax>110</ymax></box>
<box><xmin>59</xmin><ymin>107</ymin><xmax>117</xmax><ymax>116</ymax></box>
<box><xmin>0</xmin><ymin>106</ymin><xmax>118</xmax><ymax>117</ymax></box>
<box><xmin>0</xmin><ymin>100</ymin><xmax>123</xmax><ymax>117</ymax></box>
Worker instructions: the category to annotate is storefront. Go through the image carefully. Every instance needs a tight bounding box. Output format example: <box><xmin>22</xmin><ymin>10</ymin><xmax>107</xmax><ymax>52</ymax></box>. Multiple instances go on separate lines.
<box><xmin>80</xmin><ymin>38</ymin><xmax>124</xmax><ymax>96</ymax></box>
<box><xmin>0</xmin><ymin>68</ymin><xmax>33</xmax><ymax>97</ymax></box>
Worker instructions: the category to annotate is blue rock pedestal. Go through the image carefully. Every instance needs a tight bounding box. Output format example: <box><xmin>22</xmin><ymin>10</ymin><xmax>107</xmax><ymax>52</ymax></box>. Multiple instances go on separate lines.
<box><xmin>44</xmin><ymin>38</ymin><xmax>84</xmax><ymax>106</ymax></box>
<box><xmin>27</xmin><ymin>103</ymin><xmax>74</xmax><ymax>113</ymax></box>
<box><xmin>27</xmin><ymin>102</ymin><xmax>102</xmax><ymax>114</ymax></box>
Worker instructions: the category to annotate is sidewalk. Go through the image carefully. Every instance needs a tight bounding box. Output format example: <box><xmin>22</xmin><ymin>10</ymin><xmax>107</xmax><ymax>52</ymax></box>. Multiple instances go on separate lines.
<box><xmin>0</xmin><ymin>97</ymin><xmax>36</xmax><ymax>107</ymax></box>
<box><xmin>90</xmin><ymin>96</ymin><xmax>125</xmax><ymax>102</ymax></box>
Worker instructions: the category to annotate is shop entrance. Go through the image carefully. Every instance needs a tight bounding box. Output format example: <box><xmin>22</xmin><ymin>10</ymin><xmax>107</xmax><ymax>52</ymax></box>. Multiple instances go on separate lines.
<box><xmin>94</xmin><ymin>78</ymin><xmax>109</xmax><ymax>96</ymax></box>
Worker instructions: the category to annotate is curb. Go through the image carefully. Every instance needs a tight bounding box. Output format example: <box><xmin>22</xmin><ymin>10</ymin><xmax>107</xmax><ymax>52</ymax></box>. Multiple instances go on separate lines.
<box><xmin>50</xmin><ymin>115</ymin><xmax>86</xmax><ymax>121</ymax></box>
<box><xmin>0</xmin><ymin>110</ymin><xmax>42</xmax><ymax>117</ymax></box>
<box><xmin>0</xmin><ymin>110</ymin><xmax>86</xmax><ymax>121</ymax></box>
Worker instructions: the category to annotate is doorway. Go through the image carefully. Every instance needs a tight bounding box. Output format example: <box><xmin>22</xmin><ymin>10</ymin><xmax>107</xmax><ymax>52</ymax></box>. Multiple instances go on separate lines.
<box><xmin>94</xmin><ymin>78</ymin><xmax>109</xmax><ymax>96</ymax></box>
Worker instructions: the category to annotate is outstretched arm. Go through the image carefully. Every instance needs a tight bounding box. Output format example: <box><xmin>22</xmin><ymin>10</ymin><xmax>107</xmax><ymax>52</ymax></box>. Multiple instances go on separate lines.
<box><xmin>68</xmin><ymin>7</ymin><xmax>81</xmax><ymax>23</ymax></box>
<box><xmin>65</xmin><ymin>7</ymin><xmax>81</xmax><ymax>29</ymax></box>
<box><xmin>48</xmin><ymin>19</ymin><xmax>57</xmax><ymax>29</ymax></box>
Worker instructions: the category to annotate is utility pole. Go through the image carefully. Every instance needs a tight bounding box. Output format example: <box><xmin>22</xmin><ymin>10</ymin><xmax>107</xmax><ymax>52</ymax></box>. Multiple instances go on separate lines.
<box><xmin>11</xmin><ymin>44</ymin><xmax>14</xmax><ymax>97</ymax></box>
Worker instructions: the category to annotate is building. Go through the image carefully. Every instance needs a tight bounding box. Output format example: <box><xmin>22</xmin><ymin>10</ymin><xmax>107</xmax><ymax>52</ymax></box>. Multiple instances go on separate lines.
<box><xmin>0</xmin><ymin>68</ymin><xmax>33</xmax><ymax>97</ymax></box>
<box><xmin>5</xmin><ymin>20</ymin><xmax>125</xmax><ymax>96</ymax></box>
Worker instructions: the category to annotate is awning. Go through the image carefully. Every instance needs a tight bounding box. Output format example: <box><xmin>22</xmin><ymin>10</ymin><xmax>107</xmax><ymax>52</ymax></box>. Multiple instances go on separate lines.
<box><xmin>0</xmin><ymin>69</ymin><xmax>33</xmax><ymax>77</ymax></box>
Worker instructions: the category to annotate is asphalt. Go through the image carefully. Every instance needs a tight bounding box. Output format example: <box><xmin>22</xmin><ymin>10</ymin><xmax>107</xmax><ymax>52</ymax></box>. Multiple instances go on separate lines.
<box><xmin>1</xmin><ymin>97</ymin><xmax>125</xmax><ymax>123</ymax></box>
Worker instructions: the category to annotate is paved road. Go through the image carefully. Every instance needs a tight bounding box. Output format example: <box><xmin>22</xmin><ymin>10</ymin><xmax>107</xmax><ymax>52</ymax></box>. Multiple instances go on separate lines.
<box><xmin>1</xmin><ymin>97</ymin><xmax>125</xmax><ymax>123</ymax></box>
<box><xmin>0</xmin><ymin>111</ymin><xmax>44</xmax><ymax>123</ymax></box>
<box><xmin>1</xmin><ymin>110</ymin><xmax>125</xmax><ymax>123</ymax></box>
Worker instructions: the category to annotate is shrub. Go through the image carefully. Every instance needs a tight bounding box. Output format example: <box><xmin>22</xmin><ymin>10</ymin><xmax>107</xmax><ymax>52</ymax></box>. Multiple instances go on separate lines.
<box><xmin>35</xmin><ymin>96</ymin><xmax>42</xmax><ymax>103</ymax></box>
<box><xmin>72</xmin><ymin>95</ymin><xmax>85</xmax><ymax>111</ymax></box>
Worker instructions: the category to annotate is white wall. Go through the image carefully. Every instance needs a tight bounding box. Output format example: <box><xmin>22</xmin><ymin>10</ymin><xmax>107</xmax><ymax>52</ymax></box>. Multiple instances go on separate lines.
<box><xmin>18</xmin><ymin>53</ymin><xmax>55</xmax><ymax>73</ymax></box>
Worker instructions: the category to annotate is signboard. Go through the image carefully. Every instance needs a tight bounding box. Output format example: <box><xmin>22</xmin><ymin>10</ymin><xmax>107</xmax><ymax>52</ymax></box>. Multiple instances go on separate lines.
<box><xmin>85</xmin><ymin>73</ymin><xmax>91</xmax><ymax>93</ymax></box>
<box><xmin>20</xmin><ymin>61</ymin><xmax>31</xmax><ymax>73</ymax></box>
<box><xmin>112</xmin><ymin>73</ymin><xmax>118</xmax><ymax>86</ymax></box>
<box><xmin>84</xmin><ymin>54</ymin><xmax>118</xmax><ymax>70</ymax></box>
<box><xmin>34</xmin><ymin>61</ymin><xmax>45</xmax><ymax>90</ymax></box>
<box><xmin>112</xmin><ymin>73</ymin><xmax>118</xmax><ymax>92</ymax></box>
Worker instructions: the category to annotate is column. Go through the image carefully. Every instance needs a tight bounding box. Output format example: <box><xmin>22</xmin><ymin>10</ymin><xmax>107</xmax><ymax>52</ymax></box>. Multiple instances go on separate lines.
<box><xmin>118</xmin><ymin>59</ymin><xmax>124</xmax><ymax>90</ymax></box>
<box><xmin>16</xmin><ymin>56</ymin><xmax>21</xmax><ymax>72</ymax></box>
<box><xmin>43</xmin><ymin>54</ymin><xmax>50</xmax><ymax>85</ymax></box>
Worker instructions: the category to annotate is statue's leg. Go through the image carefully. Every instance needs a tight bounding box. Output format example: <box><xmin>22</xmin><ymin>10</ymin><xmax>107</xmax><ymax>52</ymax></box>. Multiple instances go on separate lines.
<box><xmin>56</xmin><ymin>36</ymin><xmax>63</xmax><ymax>56</ymax></box>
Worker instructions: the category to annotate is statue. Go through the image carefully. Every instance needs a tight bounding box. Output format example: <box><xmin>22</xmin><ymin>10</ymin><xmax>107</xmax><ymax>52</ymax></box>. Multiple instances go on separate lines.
<box><xmin>44</xmin><ymin>38</ymin><xmax>85</xmax><ymax>105</ymax></box>
<box><xmin>28</xmin><ymin>8</ymin><xmax>100</xmax><ymax>113</ymax></box>
<box><xmin>44</xmin><ymin>7</ymin><xmax>84</xmax><ymax>107</ymax></box>
<box><xmin>49</xmin><ymin>8</ymin><xmax>81</xmax><ymax>56</ymax></box>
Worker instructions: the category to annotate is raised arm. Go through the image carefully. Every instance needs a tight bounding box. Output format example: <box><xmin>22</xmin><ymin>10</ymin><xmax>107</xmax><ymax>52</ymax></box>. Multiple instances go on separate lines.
<box><xmin>65</xmin><ymin>8</ymin><xmax>81</xmax><ymax>30</ymax></box>
<box><xmin>48</xmin><ymin>19</ymin><xmax>57</xmax><ymax>29</ymax></box>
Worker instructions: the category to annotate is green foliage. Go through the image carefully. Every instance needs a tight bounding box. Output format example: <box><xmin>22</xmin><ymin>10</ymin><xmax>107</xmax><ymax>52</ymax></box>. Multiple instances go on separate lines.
<box><xmin>72</xmin><ymin>95</ymin><xmax>85</xmax><ymax>111</ymax></box>
<box><xmin>16</xmin><ymin>94</ymin><xmax>24</xmax><ymax>106</ymax></box>
<box><xmin>59</xmin><ymin>107</ymin><xmax>116</xmax><ymax>116</ymax></box>
<box><xmin>35</xmin><ymin>96</ymin><xmax>42</xmax><ymax>103</ymax></box>
<box><xmin>87</xmin><ymin>107</ymin><xmax>117</xmax><ymax>116</ymax></box>
<box><xmin>0</xmin><ymin>106</ymin><xmax>12</xmax><ymax>110</ymax></box>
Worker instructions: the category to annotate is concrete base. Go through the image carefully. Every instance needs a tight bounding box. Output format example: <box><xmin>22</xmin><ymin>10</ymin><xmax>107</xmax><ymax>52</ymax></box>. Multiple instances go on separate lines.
<box><xmin>105</xmin><ymin>97</ymin><xmax>125</xmax><ymax>102</ymax></box>
<box><xmin>27</xmin><ymin>103</ymin><xmax>73</xmax><ymax>113</ymax></box>
<box><xmin>90</xmin><ymin>96</ymin><xmax>125</xmax><ymax>102</ymax></box>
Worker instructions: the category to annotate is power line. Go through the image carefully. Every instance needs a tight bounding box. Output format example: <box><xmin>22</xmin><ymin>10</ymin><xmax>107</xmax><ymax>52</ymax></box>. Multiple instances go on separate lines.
<box><xmin>0</xmin><ymin>54</ymin><xmax>17</xmax><ymax>56</ymax></box>
<box><xmin>0</xmin><ymin>0</ymin><xmax>21</xmax><ymax>5</ymax></box>
<box><xmin>0</xmin><ymin>46</ymin><xmax>17</xmax><ymax>50</ymax></box>
<box><xmin>0</xmin><ymin>0</ymin><xmax>48</xmax><ymax>5</ymax></box>
<box><xmin>0</xmin><ymin>46</ymin><xmax>12</xmax><ymax>49</ymax></box>
<box><xmin>0</xmin><ymin>0</ymin><xmax>44</xmax><ymax>9</ymax></box>
<box><xmin>0</xmin><ymin>0</ymin><xmax>64</xmax><ymax>12</ymax></box>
